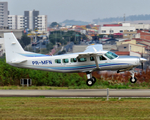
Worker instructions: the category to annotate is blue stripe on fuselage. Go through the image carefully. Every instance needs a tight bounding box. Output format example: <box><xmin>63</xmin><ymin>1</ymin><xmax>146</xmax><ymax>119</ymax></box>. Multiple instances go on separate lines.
<box><xmin>28</xmin><ymin>63</ymin><xmax>129</xmax><ymax>71</ymax></box>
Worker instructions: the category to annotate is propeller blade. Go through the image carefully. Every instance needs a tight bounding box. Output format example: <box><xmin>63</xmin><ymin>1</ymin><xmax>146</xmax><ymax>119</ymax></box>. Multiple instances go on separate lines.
<box><xmin>140</xmin><ymin>58</ymin><xmax>147</xmax><ymax>71</ymax></box>
<box><xmin>141</xmin><ymin>62</ymin><xmax>143</xmax><ymax>71</ymax></box>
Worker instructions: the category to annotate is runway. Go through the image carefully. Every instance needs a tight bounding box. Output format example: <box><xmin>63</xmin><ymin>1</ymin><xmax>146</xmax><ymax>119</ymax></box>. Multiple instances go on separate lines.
<box><xmin>0</xmin><ymin>89</ymin><xmax>150</xmax><ymax>97</ymax></box>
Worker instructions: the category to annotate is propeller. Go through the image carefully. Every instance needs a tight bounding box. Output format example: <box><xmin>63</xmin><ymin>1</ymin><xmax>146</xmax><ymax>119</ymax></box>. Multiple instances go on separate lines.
<box><xmin>140</xmin><ymin>57</ymin><xmax>147</xmax><ymax>71</ymax></box>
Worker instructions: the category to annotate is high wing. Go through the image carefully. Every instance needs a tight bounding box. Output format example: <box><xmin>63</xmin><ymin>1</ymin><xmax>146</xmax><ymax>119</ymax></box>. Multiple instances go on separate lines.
<box><xmin>76</xmin><ymin>44</ymin><xmax>106</xmax><ymax>69</ymax></box>
<box><xmin>84</xmin><ymin>44</ymin><xmax>103</xmax><ymax>52</ymax></box>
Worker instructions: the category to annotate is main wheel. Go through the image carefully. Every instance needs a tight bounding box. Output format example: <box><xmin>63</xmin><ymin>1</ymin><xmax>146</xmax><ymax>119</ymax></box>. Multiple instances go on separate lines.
<box><xmin>92</xmin><ymin>77</ymin><xmax>96</xmax><ymax>83</ymax></box>
<box><xmin>130</xmin><ymin>77</ymin><xmax>137</xmax><ymax>83</ymax></box>
<box><xmin>86</xmin><ymin>79</ymin><xmax>94</xmax><ymax>86</ymax></box>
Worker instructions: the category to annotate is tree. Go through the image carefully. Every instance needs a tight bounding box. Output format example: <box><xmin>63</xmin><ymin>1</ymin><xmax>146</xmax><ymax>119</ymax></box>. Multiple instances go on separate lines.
<box><xmin>49</xmin><ymin>22</ymin><xmax>61</xmax><ymax>28</ymax></box>
<box><xmin>86</xmin><ymin>25</ymin><xmax>91</xmax><ymax>29</ymax></box>
<box><xmin>21</xmin><ymin>35</ymin><xmax>31</xmax><ymax>46</ymax></box>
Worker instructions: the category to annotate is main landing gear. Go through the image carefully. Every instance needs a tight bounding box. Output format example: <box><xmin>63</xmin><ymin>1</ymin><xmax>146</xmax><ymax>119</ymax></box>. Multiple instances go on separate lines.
<box><xmin>86</xmin><ymin>72</ymin><xmax>96</xmax><ymax>86</ymax></box>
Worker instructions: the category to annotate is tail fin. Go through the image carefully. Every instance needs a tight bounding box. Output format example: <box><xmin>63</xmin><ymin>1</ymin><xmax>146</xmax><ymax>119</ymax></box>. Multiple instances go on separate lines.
<box><xmin>4</xmin><ymin>33</ymin><xmax>25</xmax><ymax>63</ymax></box>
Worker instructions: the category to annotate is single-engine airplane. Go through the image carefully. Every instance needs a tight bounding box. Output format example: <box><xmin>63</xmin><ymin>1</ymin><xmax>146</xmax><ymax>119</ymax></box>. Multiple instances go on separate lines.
<box><xmin>4</xmin><ymin>33</ymin><xmax>147</xmax><ymax>86</ymax></box>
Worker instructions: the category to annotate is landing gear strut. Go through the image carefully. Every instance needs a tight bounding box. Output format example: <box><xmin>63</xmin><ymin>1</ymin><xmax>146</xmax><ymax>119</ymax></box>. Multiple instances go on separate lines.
<box><xmin>130</xmin><ymin>69</ymin><xmax>137</xmax><ymax>83</ymax></box>
<box><xmin>86</xmin><ymin>72</ymin><xmax>96</xmax><ymax>86</ymax></box>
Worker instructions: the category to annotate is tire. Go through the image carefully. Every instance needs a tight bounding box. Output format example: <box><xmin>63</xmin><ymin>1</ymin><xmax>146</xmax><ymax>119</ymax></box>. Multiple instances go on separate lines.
<box><xmin>92</xmin><ymin>77</ymin><xmax>96</xmax><ymax>83</ymax></box>
<box><xmin>130</xmin><ymin>77</ymin><xmax>137</xmax><ymax>83</ymax></box>
<box><xmin>86</xmin><ymin>79</ymin><xmax>94</xmax><ymax>86</ymax></box>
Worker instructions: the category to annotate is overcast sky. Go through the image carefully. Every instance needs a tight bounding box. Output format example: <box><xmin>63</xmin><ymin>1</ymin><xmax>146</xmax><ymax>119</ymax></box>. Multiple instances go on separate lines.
<box><xmin>4</xmin><ymin>0</ymin><xmax>150</xmax><ymax>23</ymax></box>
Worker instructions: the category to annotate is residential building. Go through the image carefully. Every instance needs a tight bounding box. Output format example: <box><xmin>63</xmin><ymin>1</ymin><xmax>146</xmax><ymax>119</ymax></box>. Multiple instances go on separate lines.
<box><xmin>24</xmin><ymin>10</ymin><xmax>47</xmax><ymax>31</ymax></box>
<box><xmin>123</xmin><ymin>30</ymin><xmax>137</xmax><ymax>39</ymax></box>
<box><xmin>7</xmin><ymin>10</ymin><xmax>47</xmax><ymax>31</ymax></box>
<box><xmin>37</xmin><ymin>15</ymin><xmax>47</xmax><ymax>31</ymax></box>
<box><xmin>17</xmin><ymin>15</ymin><xmax>24</xmax><ymax>30</ymax></box>
<box><xmin>99</xmin><ymin>23</ymin><xmax>136</xmax><ymax>34</ymax></box>
<box><xmin>24</xmin><ymin>10</ymin><xmax>39</xmax><ymax>30</ymax></box>
<box><xmin>137</xmin><ymin>30</ymin><xmax>150</xmax><ymax>41</ymax></box>
<box><xmin>116</xmin><ymin>39</ymin><xmax>146</xmax><ymax>54</ymax></box>
<box><xmin>8</xmin><ymin>15</ymin><xmax>17</xmax><ymax>29</ymax></box>
<box><xmin>117</xmin><ymin>43</ymin><xmax>145</xmax><ymax>54</ymax></box>
<box><xmin>0</xmin><ymin>2</ymin><xmax>8</xmax><ymax>28</ymax></box>
<box><xmin>131</xmin><ymin>23</ymin><xmax>150</xmax><ymax>30</ymax></box>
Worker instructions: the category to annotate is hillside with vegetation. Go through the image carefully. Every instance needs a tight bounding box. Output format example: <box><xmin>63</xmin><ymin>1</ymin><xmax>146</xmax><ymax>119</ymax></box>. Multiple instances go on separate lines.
<box><xmin>93</xmin><ymin>14</ymin><xmax>150</xmax><ymax>23</ymax></box>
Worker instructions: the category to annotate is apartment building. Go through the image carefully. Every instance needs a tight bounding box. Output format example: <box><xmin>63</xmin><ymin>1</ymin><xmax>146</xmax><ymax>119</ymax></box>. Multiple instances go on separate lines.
<box><xmin>8</xmin><ymin>15</ymin><xmax>17</xmax><ymax>29</ymax></box>
<box><xmin>8</xmin><ymin>10</ymin><xmax>47</xmax><ymax>31</ymax></box>
<box><xmin>0</xmin><ymin>2</ymin><xmax>8</xmax><ymax>28</ymax></box>
<box><xmin>8</xmin><ymin>15</ymin><xmax>24</xmax><ymax>30</ymax></box>
<box><xmin>0</xmin><ymin>2</ymin><xmax>47</xmax><ymax>31</ymax></box>
<box><xmin>17</xmin><ymin>15</ymin><xmax>24</xmax><ymax>30</ymax></box>
<box><xmin>24</xmin><ymin>10</ymin><xmax>39</xmax><ymax>30</ymax></box>
<box><xmin>38</xmin><ymin>15</ymin><xmax>47</xmax><ymax>31</ymax></box>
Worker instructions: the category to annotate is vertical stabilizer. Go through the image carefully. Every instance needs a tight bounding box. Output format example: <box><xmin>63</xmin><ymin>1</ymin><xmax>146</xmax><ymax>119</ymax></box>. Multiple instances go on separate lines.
<box><xmin>4</xmin><ymin>33</ymin><xmax>25</xmax><ymax>63</ymax></box>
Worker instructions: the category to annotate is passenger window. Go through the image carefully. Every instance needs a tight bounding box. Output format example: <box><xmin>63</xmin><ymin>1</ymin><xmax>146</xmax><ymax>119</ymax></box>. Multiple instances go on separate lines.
<box><xmin>71</xmin><ymin>58</ymin><xmax>77</xmax><ymax>63</ymax></box>
<box><xmin>63</xmin><ymin>59</ymin><xmax>69</xmax><ymax>63</ymax></box>
<box><xmin>99</xmin><ymin>56</ymin><xmax>107</xmax><ymax>60</ymax></box>
<box><xmin>55</xmin><ymin>59</ymin><xmax>61</xmax><ymax>64</ymax></box>
<box><xmin>78</xmin><ymin>58</ymin><xmax>87</xmax><ymax>62</ymax></box>
<box><xmin>90</xmin><ymin>57</ymin><xmax>94</xmax><ymax>61</ymax></box>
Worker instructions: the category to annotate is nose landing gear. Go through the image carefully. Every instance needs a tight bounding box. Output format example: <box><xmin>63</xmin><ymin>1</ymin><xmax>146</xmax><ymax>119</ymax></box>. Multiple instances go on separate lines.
<box><xmin>86</xmin><ymin>72</ymin><xmax>96</xmax><ymax>86</ymax></box>
<box><xmin>130</xmin><ymin>69</ymin><xmax>137</xmax><ymax>83</ymax></box>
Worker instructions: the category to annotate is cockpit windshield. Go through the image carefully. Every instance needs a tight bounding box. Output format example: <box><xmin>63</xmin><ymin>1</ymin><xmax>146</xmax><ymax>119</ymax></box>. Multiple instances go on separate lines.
<box><xmin>104</xmin><ymin>51</ymin><xmax>118</xmax><ymax>60</ymax></box>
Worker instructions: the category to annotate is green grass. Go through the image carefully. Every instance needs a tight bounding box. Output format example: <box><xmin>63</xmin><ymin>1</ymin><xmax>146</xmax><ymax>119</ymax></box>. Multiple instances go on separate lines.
<box><xmin>0</xmin><ymin>98</ymin><xmax>150</xmax><ymax>119</ymax></box>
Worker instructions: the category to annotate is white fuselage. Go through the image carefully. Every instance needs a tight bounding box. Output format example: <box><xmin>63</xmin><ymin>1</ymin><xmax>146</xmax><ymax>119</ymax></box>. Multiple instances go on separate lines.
<box><xmin>9</xmin><ymin>52</ymin><xmax>141</xmax><ymax>73</ymax></box>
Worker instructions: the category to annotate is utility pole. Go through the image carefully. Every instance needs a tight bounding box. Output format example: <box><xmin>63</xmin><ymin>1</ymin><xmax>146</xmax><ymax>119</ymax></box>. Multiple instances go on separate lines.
<box><xmin>124</xmin><ymin>14</ymin><xmax>126</xmax><ymax>23</ymax></box>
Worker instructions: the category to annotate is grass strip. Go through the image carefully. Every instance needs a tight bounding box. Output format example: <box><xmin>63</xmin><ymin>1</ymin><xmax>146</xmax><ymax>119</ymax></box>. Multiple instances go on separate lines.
<box><xmin>0</xmin><ymin>98</ymin><xmax>150</xmax><ymax>119</ymax></box>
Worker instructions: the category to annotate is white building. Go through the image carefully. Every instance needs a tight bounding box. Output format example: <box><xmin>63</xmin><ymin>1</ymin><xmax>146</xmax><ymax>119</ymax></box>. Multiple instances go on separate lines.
<box><xmin>17</xmin><ymin>15</ymin><xmax>24</xmax><ymax>30</ymax></box>
<box><xmin>7</xmin><ymin>12</ymin><xmax>47</xmax><ymax>31</ymax></box>
<box><xmin>0</xmin><ymin>2</ymin><xmax>8</xmax><ymax>28</ymax></box>
<box><xmin>37</xmin><ymin>15</ymin><xmax>47</xmax><ymax>31</ymax></box>
<box><xmin>8</xmin><ymin>15</ymin><xmax>17</xmax><ymax>29</ymax></box>
<box><xmin>131</xmin><ymin>23</ymin><xmax>150</xmax><ymax>30</ymax></box>
<box><xmin>8</xmin><ymin>15</ymin><xmax>24</xmax><ymax>30</ymax></box>
<box><xmin>99</xmin><ymin>23</ymin><xmax>136</xmax><ymax>34</ymax></box>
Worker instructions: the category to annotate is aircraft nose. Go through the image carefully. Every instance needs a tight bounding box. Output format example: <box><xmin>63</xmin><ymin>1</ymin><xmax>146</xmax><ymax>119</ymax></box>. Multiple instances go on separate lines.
<box><xmin>140</xmin><ymin>58</ymin><xmax>147</xmax><ymax>62</ymax></box>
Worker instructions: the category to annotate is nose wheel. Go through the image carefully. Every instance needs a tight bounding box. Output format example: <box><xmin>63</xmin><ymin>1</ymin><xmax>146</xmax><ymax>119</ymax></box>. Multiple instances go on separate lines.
<box><xmin>130</xmin><ymin>77</ymin><xmax>137</xmax><ymax>83</ymax></box>
<box><xmin>86</xmin><ymin>72</ymin><xmax>96</xmax><ymax>86</ymax></box>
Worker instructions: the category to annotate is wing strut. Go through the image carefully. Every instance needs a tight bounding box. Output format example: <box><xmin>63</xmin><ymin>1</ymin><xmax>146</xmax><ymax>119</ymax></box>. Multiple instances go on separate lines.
<box><xmin>93</xmin><ymin>55</ymin><xmax>99</xmax><ymax>69</ymax></box>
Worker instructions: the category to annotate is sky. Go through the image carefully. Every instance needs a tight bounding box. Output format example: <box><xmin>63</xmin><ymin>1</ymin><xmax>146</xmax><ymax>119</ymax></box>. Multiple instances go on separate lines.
<box><xmin>3</xmin><ymin>0</ymin><xmax>150</xmax><ymax>23</ymax></box>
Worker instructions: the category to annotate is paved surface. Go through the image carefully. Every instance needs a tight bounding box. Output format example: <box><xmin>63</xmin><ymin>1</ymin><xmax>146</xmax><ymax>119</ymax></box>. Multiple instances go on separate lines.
<box><xmin>0</xmin><ymin>89</ymin><xmax>150</xmax><ymax>97</ymax></box>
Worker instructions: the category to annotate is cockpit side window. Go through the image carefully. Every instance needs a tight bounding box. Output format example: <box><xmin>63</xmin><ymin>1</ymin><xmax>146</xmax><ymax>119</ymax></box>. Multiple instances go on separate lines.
<box><xmin>104</xmin><ymin>51</ymin><xmax>118</xmax><ymax>60</ymax></box>
<box><xmin>99</xmin><ymin>55</ymin><xmax>107</xmax><ymax>60</ymax></box>
<box><xmin>90</xmin><ymin>57</ymin><xmax>94</xmax><ymax>61</ymax></box>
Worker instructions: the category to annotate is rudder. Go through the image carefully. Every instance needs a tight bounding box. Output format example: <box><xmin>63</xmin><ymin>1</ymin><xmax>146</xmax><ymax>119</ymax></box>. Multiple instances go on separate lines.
<box><xmin>4</xmin><ymin>33</ymin><xmax>25</xmax><ymax>63</ymax></box>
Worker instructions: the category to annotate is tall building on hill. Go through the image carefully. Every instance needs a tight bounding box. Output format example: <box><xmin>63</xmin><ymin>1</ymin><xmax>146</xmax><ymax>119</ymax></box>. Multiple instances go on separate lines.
<box><xmin>0</xmin><ymin>2</ymin><xmax>8</xmax><ymax>28</ymax></box>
